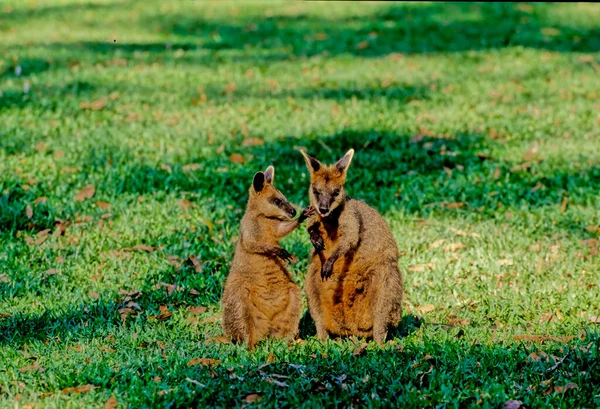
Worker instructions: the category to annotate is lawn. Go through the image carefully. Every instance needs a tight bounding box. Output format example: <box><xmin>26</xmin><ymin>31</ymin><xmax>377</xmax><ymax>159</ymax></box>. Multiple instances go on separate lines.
<box><xmin>1</xmin><ymin>1</ymin><xmax>600</xmax><ymax>407</ymax></box>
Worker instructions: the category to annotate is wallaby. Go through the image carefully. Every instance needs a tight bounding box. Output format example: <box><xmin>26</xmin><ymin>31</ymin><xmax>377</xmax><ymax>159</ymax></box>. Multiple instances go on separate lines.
<box><xmin>222</xmin><ymin>166</ymin><xmax>313</xmax><ymax>349</ymax></box>
<box><xmin>300</xmin><ymin>149</ymin><xmax>403</xmax><ymax>344</ymax></box>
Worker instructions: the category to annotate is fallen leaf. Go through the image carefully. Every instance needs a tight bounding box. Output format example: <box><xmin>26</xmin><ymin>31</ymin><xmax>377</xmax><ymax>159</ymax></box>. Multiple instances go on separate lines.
<box><xmin>513</xmin><ymin>335</ymin><xmax>574</xmax><ymax>343</ymax></box>
<box><xmin>45</xmin><ymin>269</ymin><xmax>58</xmax><ymax>276</ymax></box>
<box><xmin>61</xmin><ymin>384</ymin><xmax>96</xmax><ymax>395</ymax></box>
<box><xmin>88</xmin><ymin>291</ymin><xmax>100</xmax><ymax>299</ymax></box>
<box><xmin>503</xmin><ymin>400</ymin><xmax>523</xmax><ymax>409</ymax></box>
<box><xmin>224</xmin><ymin>82</ymin><xmax>237</xmax><ymax>94</ymax></box>
<box><xmin>353</xmin><ymin>342</ymin><xmax>368</xmax><ymax>356</ymax></box>
<box><xmin>160</xmin><ymin>164</ymin><xmax>172</xmax><ymax>173</ymax></box>
<box><xmin>109</xmin><ymin>92</ymin><xmax>120</xmax><ymax>101</ymax></box>
<box><xmin>554</xmin><ymin>382</ymin><xmax>578</xmax><ymax>393</ymax></box>
<box><xmin>561</xmin><ymin>197</ymin><xmax>568</xmax><ymax>213</ymax></box>
<box><xmin>35</xmin><ymin>196</ymin><xmax>48</xmax><ymax>206</ymax></box>
<box><xmin>589</xmin><ymin>316</ymin><xmax>600</xmax><ymax>324</ymax></box>
<box><xmin>243</xmin><ymin>393</ymin><xmax>262</xmax><ymax>404</ymax></box>
<box><xmin>188</xmin><ymin>306</ymin><xmax>207</xmax><ymax>315</ymax></box>
<box><xmin>186</xmin><ymin>255</ymin><xmax>203</xmax><ymax>272</ymax></box>
<box><xmin>96</xmin><ymin>201</ymin><xmax>111</xmax><ymax>210</ymax></box>
<box><xmin>313</xmin><ymin>32</ymin><xmax>328</xmax><ymax>41</ymax></box>
<box><xmin>178</xmin><ymin>199</ymin><xmax>191</xmax><ymax>212</ymax></box>
<box><xmin>187</xmin><ymin>358</ymin><xmax>222</xmax><ymax>367</ymax></box>
<box><xmin>35</xmin><ymin>229</ymin><xmax>51</xmax><ymax>246</ymax></box>
<box><xmin>104</xmin><ymin>396</ymin><xmax>118</xmax><ymax>409</ymax></box>
<box><xmin>408</xmin><ymin>263</ymin><xmax>435</xmax><ymax>272</ymax></box>
<box><xmin>498</xmin><ymin>259</ymin><xmax>514</xmax><ymax>266</ymax></box>
<box><xmin>150</xmin><ymin>305</ymin><xmax>172</xmax><ymax>322</ymax></box>
<box><xmin>204</xmin><ymin>336</ymin><xmax>230</xmax><ymax>345</ymax></box>
<box><xmin>157</xmin><ymin>389</ymin><xmax>173</xmax><ymax>396</ymax></box>
<box><xmin>541</xmin><ymin>27</ymin><xmax>560</xmax><ymax>37</ymax></box>
<box><xmin>80</xmin><ymin>97</ymin><xmax>107</xmax><ymax>111</ymax></box>
<box><xmin>448</xmin><ymin>318</ymin><xmax>470</xmax><ymax>326</ymax></box>
<box><xmin>356</xmin><ymin>40</ymin><xmax>370</xmax><ymax>50</ymax></box>
<box><xmin>182</xmin><ymin>163</ymin><xmax>201</xmax><ymax>172</ymax></box>
<box><xmin>0</xmin><ymin>274</ymin><xmax>10</xmax><ymax>283</ymax></box>
<box><xmin>444</xmin><ymin>242</ymin><xmax>465</xmax><ymax>252</ymax></box>
<box><xmin>186</xmin><ymin>377</ymin><xmax>206</xmax><ymax>387</ymax></box>
<box><xmin>419</xmin><ymin>304</ymin><xmax>435</xmax><ymax>314</ymax></box>
<box><xmin>428</xmin><ymin>239</ymin><xmax>445</xmax><ymax>249</ymax></box>
<box><xmin>19</xmin><ymin>362</ymin><xmax>45</xmax><ymax>373</ymax></box>
<box><xmin>229</xmin><ymin>153</ymin><xmax>245</xmax><ymax>164</ymax></box>
<box><xmin>242</xmin><ymin>138</ymin><xmax>264</xmax><ymax>147</ymax></box>
<box><xmin>446</xmin><ymin>202</ymin><xmax>465</xmax><ymax>209</ymax></box>
<box><xmin>74</xmin><ymin>185</ymin><xmax>95</xmax><ymax>201</ymax></box>
<box><xmin>26</xmin><ymin>205</ymin><xmax>33</xmax><ymax>219</ymax></box>
<box><xmin>132</xmin><ymin>244</ymin><xmax>155</xmax><ymax>253</ymax></box>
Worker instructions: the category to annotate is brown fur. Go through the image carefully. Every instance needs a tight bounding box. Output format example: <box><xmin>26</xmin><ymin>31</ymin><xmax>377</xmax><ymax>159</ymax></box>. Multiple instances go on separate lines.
<box><xmin>221</xmin><ymin>166</ymin><xmax>312</xmax><ymax>349</ymax></box>
<box><xmin>300</xmin><ymin>149</ymin><xmax>404</xmax><ymax>344</ymax></box>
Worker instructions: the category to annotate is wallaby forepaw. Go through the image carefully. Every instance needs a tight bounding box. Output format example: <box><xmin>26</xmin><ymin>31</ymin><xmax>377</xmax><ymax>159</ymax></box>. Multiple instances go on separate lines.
<box><xmin>310</xmin><ymin>231</ymin><xmax>325</xmax><ymax>253</ymax></box>
<box><xmin>299</xmin><ymin>205</ymin><xmax>316</xmax><ymax>223</ymax></box>
<box><xmin>320</xmin><ymin>262</ymin><xmax>333</xmax><ymax>281</ymax></box>
<box><xmin>274</xmin><ymin>247</ymin><xmax>295</xmax><ymax>263</ymax></box>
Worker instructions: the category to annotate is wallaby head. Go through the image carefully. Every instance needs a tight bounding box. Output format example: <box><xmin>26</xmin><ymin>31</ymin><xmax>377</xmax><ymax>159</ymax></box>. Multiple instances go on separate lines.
<box><xmin>300</xmin><ymin>149</ymin><xmax>354</xmax><ymax>217</ymax></box>
<box><xmin>248</xmin><ymin>166</ymin><xmax>297</xmax><ymax>220</ymax></box>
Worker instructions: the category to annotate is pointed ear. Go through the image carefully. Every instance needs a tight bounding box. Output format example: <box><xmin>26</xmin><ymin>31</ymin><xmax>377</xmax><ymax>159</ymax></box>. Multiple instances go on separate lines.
<box><xmin>300</xmin><ymin>150</ymin><xmax>322</xmax><ymax>173</ymax></box>
<box><xmin>264</xmin><ymin>166</ymin><xmax>275</xmax><ymax>184</ymax></box>
<box><xmin>252</xmin><ymin>172</ymin><xmax>265</xmax><ymax>193</ymax></box>
<box><xmin>335</xmin><ymin>149</ymin><xmax>354</xmax><ymax>174</ymax></box>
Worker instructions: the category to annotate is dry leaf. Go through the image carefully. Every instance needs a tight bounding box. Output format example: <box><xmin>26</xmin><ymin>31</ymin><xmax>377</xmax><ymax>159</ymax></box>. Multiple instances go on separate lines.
<box><xmin>188</xmin><ymin>306</ymin><xmax>207</xmax><ymax>315</ymax></box>
<box><xmin>224</xmin><ymin>82</ymin><xmax>237</xmax><ymax>94</ymax></box>
<box><xmin>589</xmin><ymin>316</ymin><xmax>600</xmax><ymax>324</ymax></box>
<box><xmin>35</xmin><ymin>141</ymin><xmax>48</xmax><ymax>152</ymax></box>
<box><xmin>243</xmin><ymin>394</ymin><xmax>262</xmax><ymax>404</ymax></box>
<box><xmin>429</xmin><ymin>239</ymin><xmax>445</xmax><ymax>249</ymax></box>
<box><xmin>448</xmin><ymin>318</ymin><xmax>470</xmax><ymax>326</ymax></box>
<box><xmin>104</xmin><ymin>396</ymin><xmax>118</xmax><ymax>409</ymax></box>
<box><xmin>204</xmin><ymin>336</ymin><xmax>230</xmax><ymax>345</ymax></box>
<box><xmin>182</xmin><ymin>163</ymin><xmax>201</xmax><ymax>172</ymax></box>
<box><xmin>503</xmin><ymin>400</ymin><xmax>523</xmax><ymax>409</ymax></box>
<box><xmin>356</xmin><ymin>41</ymin><xmax>370</xmax><ymax>50</ymax></box>
<box><xmin>498</xmin><ymin>259</ymin><xmax>514</xmax><ymax>266</ymax></box>
<box><xmin>19</xmin><ymin>362</ymin><xmax>45</xmax><ymax>373</ymax></box>
<box><xmin>314</xmin><ymin>32</ymin><xmax>328</xmax><ymax>41</ymax></box>
<box><xmin>26</xmin><ymin>205</ymin><xmax>33</xmax><ymax>219</ymax></box>
<box><xmin>151</xmin><ymin>305</ymin><xmax>173</xmax><ymax>322</ymax></box>
<box><xmin>408</xmin><ymin>263</ymin><xmax>435</xmax><ymax>272</ymax></box>
<box><xmin>96</xmin><ymin>201</ymin><xmax>111</xmax><ymax>210</ymax></box>
<box><xmin>187</xmin><ymin>358</ymin><xmax>221</xmax><ymax>367</ymax></box>
<box><xmin>160</xmin><ymin>164</ymin><xmax>172</xmax><ymax>173</ymax></box>
<box><xmin>0</xmin><ymin>274</ymin><xmax>10</xmax><ymax>283</ymax></box>
<box><xmin>353</xmin><ymin>342</ymin><xmax>368</xmax><ymax>356</ymax></box>
<box><xmin>80</xmin><ymin>97</ymin><xmax>107</xmax><ymax>111</ymax></box>
<box><xmin>35</xmin><ymin>229</ymin><xmax>51</xmax><ymax>246</ymax></box>
<box><xmin>446</xmin><ymin>202</ymin><xmax>465</xmax><ymax>209</ymax></box>
<box><xmin>229</xmin><ymin>153</ymin><xmax>245</xmax><ymax>164</ymax></box>
<box><xmin>554</xmin><ymin>382</ymin><xmax>578</xmax><ymax>393</ymax></box>
<box><xmin>242</xmin><ymin>138</ymin><xmax>264</xmax><ymax>147</ymax></box>
<box><xmin>444</xmin><ymin>242</ymin><xmax>465</xmax><ymax>252</ymax></box>
<box><xmin>561</xmin><ymin>197</ymin><xmax>568</xmax><ymax>213</ymax></box>
<box><xmin>88</xmin><ymin>291</ymin><xmax>100</xmax><ymax>299</ymax></box>
<box><xmin>178</xmin><ymin>199</ymin><xmax>191</xmax><ymax>212</ymax></box>
<box><xmin>132</xmin><ymin>244</ymin><xmax>155</xmax><ymax>253</ymax></box>
<box><xmin>513</xmin><ymin>335</ymin><xmax>574</xmax><ymax>343</ymax></box>
<box><xmin>419</xmin><ymin>304</ymin><xmax>435</xmax><ymax>314</ymax></box>
<box><xmin>61</xmin><ymin>384</ymin><xmax>96</xmax><ymax>395</ymax></box>
<box><xmin>186</xmin><ymin>255</ymin><xmax>203</xmax><ymax>272</ymax></box>
<box><xmin>74</xmin><ymin>185</ymin><xmax>95</xmax><ymax>201</ymax></box>
<box><xmin>541</xmin><ymin>27</ymin><xmax>560</xmax><ymax>37</ymax></box>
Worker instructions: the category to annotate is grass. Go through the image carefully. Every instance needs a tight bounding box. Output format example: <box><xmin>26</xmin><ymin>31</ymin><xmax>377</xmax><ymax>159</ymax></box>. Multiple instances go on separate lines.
<box><xmin>1</xmin><ymin>0</ymin><xmax>600</xmax><ymax>407</ymax></box>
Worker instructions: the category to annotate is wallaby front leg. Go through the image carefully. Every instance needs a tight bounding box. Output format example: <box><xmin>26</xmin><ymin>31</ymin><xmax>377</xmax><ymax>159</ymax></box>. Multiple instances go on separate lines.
<box><xmin>242</xmin><ymin>238</ymin><xmax>296</xmax><ymax>263</ymax></box>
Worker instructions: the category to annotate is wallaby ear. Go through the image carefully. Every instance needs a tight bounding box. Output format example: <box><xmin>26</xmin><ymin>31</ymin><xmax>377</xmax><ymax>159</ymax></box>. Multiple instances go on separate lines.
<box><xmin>264</xmin><ymin>166</ymin><xmax>275</xmax><ymax>184</ymax></box>
<box><xmin>300</xmin><ymin>150</ymin><xmax>322</xmax><ymax>173</ymax></box>
<box><xmin>335</xmin><ymin>149</ymin><xmax>354</xmax><ymax>174</ymax></box>
<box><xmin>252</xmin><ymin>172</ymin><xmax>265</xmax><ymax>193</ymax></box>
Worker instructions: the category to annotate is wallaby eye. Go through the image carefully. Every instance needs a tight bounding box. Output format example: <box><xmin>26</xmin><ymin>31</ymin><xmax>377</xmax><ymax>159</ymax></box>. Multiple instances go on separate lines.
<box><xmin>312</xmin><ymin>188</ymin><xmax>320</xmax><ymax>198</ymax></box>
<box><xmin>333</xmin><ymin>188</ymin><xmax>340</xmax><ymax>196</ymax></box>
<box><xmin>273</xmin><ymin>198</ymin><xmax>282</xmax><ymax>206</ymax></box>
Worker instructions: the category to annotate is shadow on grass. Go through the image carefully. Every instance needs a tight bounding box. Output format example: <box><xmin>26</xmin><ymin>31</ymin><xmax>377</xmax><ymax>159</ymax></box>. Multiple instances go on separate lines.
<box><xmin>153</xmin><ymin>2</ymin><xmax>600</xmax><ymax>56</ymax></box>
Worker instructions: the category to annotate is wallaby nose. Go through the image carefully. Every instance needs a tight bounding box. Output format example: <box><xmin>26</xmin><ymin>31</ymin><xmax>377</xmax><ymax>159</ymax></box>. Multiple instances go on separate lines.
<box><xmin>289</xmin><ymin>208</ymin><xmax>297</xmax><ymax>218</ymax></box>
<box><xmin>319</xmin><ymin>206</ymin><xmax>329</xmax><ymax>215</ymax></box>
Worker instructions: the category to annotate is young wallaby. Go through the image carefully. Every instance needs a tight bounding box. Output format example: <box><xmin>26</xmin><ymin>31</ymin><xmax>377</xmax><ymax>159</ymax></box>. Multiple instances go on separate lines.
<box><xmin>300</xmin><ymin>149</ymin><xmax>403</xmax><ymax>344</ymax></box>
<box><xmin>222</xmin><ymin>165</ymin><xmax>313</xmax><ymax>349</ymax></box>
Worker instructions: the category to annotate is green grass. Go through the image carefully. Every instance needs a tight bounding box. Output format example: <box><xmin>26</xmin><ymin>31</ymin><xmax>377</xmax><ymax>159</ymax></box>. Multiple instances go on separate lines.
<box><xmin>1</xmin><ymin>0</ymin><xmax>600</xmax><ymax>407</ymax></box>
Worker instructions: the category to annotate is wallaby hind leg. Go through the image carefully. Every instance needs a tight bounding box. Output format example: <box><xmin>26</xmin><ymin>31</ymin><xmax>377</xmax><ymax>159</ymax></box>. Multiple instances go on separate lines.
<box><xmin>372</xmin><ymin>264</ymin><xmax>403</xmax><ymax>345</ymax></box>
<box><xmin>305</xmin><ymin>265</ymin><xmax>329</xmax><ymax>340</ymax></box>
